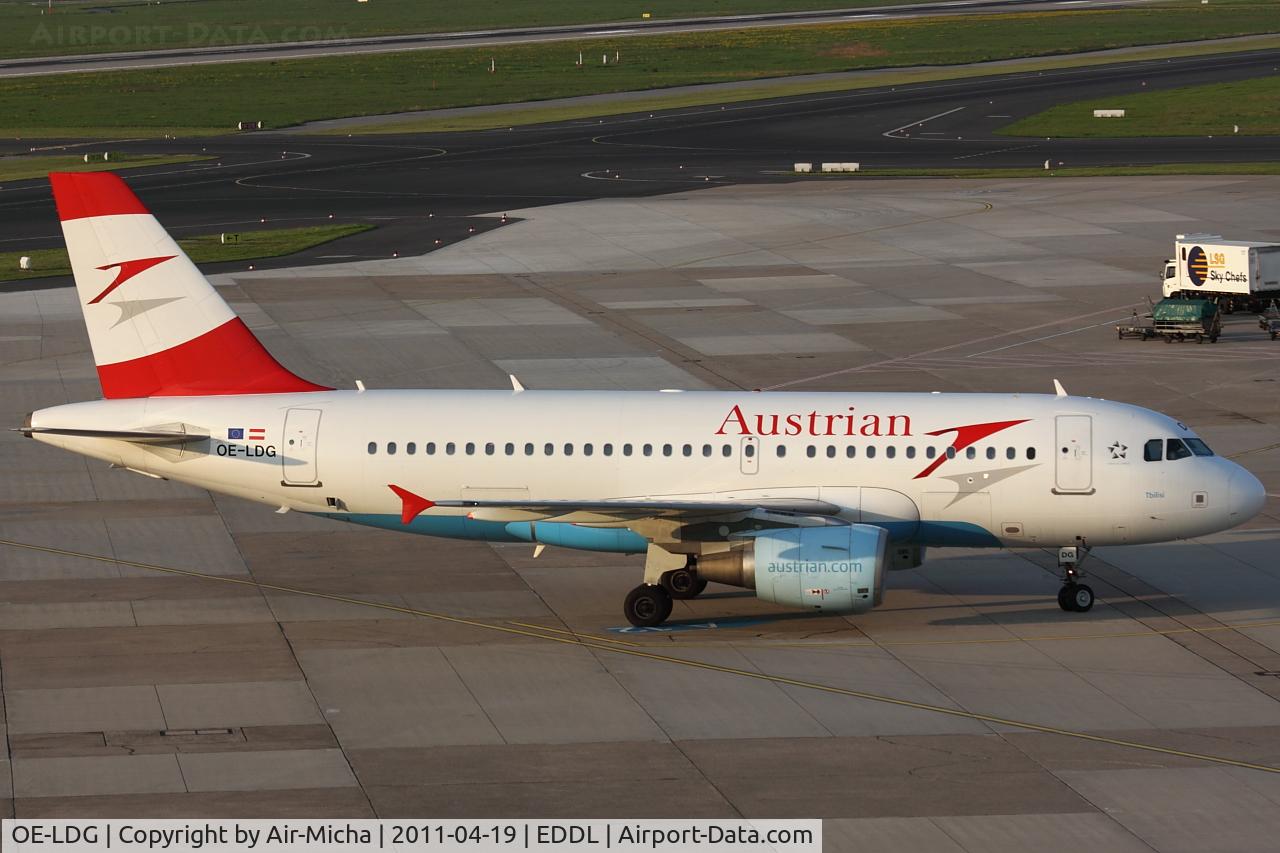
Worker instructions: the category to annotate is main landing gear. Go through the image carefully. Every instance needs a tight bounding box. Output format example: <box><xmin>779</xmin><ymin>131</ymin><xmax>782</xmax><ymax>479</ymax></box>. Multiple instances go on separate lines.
<box><xmin>1056</xmin><ymin>541</ymin><xmax>1095</xmax><ymax>613</ymax></box>
<box><xmin>623</xmin><ymin>550</ymin><xmax>707</xmax><ymax>628</ymax></box>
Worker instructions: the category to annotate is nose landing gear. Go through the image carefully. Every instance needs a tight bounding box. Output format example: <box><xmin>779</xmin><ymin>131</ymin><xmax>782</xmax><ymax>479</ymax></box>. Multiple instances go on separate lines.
<box><xmin>1056</xmin><ymin>541</ymin><xmax>1095</xmax><ymax>613</ymax></box>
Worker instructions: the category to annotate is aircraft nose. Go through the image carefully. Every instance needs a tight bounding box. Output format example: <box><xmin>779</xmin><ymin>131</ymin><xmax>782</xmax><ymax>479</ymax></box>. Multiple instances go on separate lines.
<box><xmin>1228</xmin><ymin>466</ymin><xmax>1266</xmax><ymax>523</ymax></box>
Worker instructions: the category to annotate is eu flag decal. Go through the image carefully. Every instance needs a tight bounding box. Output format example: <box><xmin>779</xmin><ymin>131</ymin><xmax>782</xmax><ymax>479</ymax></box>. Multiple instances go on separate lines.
<box><xmin>228</xmin><ymin>428</ymin><xmax>244</xmax><ymax>439</ymax></box>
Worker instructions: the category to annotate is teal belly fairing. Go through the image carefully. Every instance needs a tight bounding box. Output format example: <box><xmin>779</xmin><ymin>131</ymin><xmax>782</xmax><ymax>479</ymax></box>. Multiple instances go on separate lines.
<box><xmin>322</xmin><ymin>514</ymin><xmax>995</xmax><ymax>553</ymax></box>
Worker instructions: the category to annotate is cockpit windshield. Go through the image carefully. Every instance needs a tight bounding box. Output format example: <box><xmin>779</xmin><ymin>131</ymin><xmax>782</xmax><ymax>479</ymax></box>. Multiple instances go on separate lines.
<box><xmin>1144</xmin><ymin>436</ymin><xmax>1215</xmax><ymax>462</ymax></box>
<box><xmin>1184</xmin><ymin>437</ymin><xmax>1214</xmax><ymax>457</ymax></box>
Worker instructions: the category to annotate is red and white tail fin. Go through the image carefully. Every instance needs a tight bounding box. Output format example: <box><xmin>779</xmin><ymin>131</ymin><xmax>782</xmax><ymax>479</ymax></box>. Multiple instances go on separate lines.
<box><xmin>49</xmin><ymin>171</ymin><xmax>328</xmax><ymax>399</ymax></box>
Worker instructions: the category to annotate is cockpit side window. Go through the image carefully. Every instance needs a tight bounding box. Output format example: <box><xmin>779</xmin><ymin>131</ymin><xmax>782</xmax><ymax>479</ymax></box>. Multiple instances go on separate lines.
<box><xmin>1166</xmin><ymin>438</ymin><xmax>1193</xmax><ymax>461</ymax></box>
<box><xmin>1143</xmin><ymin>439</ymin><xmax>1162</xmax><ymax>462</ymax></box>
<box><xmin>1184</xmin><ymin>437</ymin><xmax>1215</xmax><ymax>457</ymax></box>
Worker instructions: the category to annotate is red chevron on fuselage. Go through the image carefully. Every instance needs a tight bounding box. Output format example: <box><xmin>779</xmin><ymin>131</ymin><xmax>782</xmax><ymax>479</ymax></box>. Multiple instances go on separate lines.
<box><xmin>912</xmin><ymin>419</ymin><xmax>1030</xmax><ymax>479</ymax></box>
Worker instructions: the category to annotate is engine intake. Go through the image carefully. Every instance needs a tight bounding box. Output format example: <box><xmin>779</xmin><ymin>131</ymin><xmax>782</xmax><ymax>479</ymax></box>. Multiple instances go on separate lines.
<box><xmin>698</xmin><ymin>524</ymin><xmax>889</xmax><ymax>614</ymax></box>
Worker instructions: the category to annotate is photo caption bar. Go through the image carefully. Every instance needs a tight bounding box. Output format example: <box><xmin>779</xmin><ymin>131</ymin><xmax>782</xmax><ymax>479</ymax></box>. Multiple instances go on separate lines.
<box><xmin>3</xmin><ymin>820</ymin><xmax>821</xmax><ymax>853</ymax></box>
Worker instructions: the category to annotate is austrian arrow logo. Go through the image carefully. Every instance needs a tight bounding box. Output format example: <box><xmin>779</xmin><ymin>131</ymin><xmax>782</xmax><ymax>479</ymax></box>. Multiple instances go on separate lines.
<box><xmin>912</xmin><ymin>419</ymin><xmax>1030</xmax><ymax>480</ymax></box>
<box><xmin>89</xmin><ymin>255</ymin><xmax>176</xmax><ymax>304</ymax></box>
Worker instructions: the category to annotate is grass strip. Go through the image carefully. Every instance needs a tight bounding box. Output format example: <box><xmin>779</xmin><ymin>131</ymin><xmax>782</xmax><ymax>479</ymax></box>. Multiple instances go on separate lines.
<box><xmin>1000</xmin><ymin>74</ymin><xmax>1280</xmax><ymax>137</ymax></box>
<box><xmin>0</xmin><ymin>223</ymin><xmax>374</xmax><ymax>284</ymax></box>
<box><xmin>0</xmin><ymin>152</ymin><xmax>208</xmax><ymax>182</ymax></box>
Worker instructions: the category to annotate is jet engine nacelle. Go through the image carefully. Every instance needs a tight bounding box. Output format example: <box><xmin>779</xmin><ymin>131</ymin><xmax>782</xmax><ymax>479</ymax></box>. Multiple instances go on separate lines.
<box><xmin>698</xmin><ymin>523</ymin><xmax>889</xmax><ymax>615</ymax></box>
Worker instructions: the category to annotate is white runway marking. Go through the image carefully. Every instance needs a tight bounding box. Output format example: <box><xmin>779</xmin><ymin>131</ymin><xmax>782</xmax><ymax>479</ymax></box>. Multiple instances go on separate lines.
<box><xmin>882</xmin><ymin>106</ymin><xmax>966</xmax><ymax>138</ymax></box>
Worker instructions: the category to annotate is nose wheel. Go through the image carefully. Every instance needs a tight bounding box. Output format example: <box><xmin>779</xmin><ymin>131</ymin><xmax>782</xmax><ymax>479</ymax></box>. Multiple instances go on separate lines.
<box><xmin>1056</xmin><ymin>540</ymin><xmax>1096</xmax><ymax>613</ymax></box>
<box><xmin>1057</xmin><ymin>582</ymin><xmax>1095</xmax><ymax>612</ymax></box>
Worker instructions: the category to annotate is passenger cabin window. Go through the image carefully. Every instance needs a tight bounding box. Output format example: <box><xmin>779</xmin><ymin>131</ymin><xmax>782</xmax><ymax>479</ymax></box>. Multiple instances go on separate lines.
<box><xmin>1166</xmin><ymin>438</ymin><xmax>1193</xmax><ymax>461</ymax></box>
<box><xmin>683</xmin><ymin>444</ymin><xmax>692</xmax><ymax>457</ymax></box>
<box><xmin>564</xmin><ymin>443</ymin><xmax>574</xmax><ymax>456</ymax></box>
<box><xmin>702</xmin><ymin>444</ymin><xmax>712</xmax><ymax>457</ymax></box>
<box><xmin>986</xmin><ymin>447</ymin><xmax>995</xmax><ymax>460</ymax></box>
<box><xmin>1005</xmin><ymin>447</ymin><xmax>1015</xmax><ymax>460</ymax></box>
<box><xmin>446</xmin><ymin>442</ymin><xmax>456</xmax><ymax>455</ymax></box>
<box><xmin>886</xmin><ymin>446</ymin><xmax>896</xmax><ymax>459</ymax></box>
<box><xmin>623</xmin><ymin>444</ymin><xmax>633</xmax><ymax>456</ymax></box>
<box><xmin>584</xmin><ymin>443</ymin><xmax>593</xmax><ymax>456</ymax></box>
<box><xmin>745</xmin><ymin>444</ymin><xmax>756</xmax><ymax>458</ymax></box>
<box><xmin>544</xmin><ymin>443</ymin><xmax>554</xmax><ymax>456</ymax></box>
<box><xmin>866</xmin><ymin>446</ymin><xmax>877</xmax><ymax>459</ymax></box>
<box><xmin>524</xmin><ymin>443</ymin><xmax>534</xmax><ymax>456</ymax></box>
<box><xmin>427</xmin><ymin>442</ymin><xmax>436</xmax><ymax>455</ymax></box>
<box><xmin>826</xmin><ymin>446</ymin><xmax>836</xmax><ymax>459</ymax></box>
<box><xmin>927</xmin><ymin>447</ymin><xmax>937</xmax><ymax>459</ymax></box>
<box><xmin>846</xmin><ymin>446</ymin><xmax>856</xmax><ymax>458</ymax></box>
<box><xmin>965</xmin><ymin>447</ymin><xmax>975</xmax><ymax>459</ymax></box>
<box><xmin>1027</xmin><ymin>447</ymin><xmax>1036</xmax><ymax>460</ymax></box>
<box><xmin>367</xmin><ymin>442</ymin><xmax>376</xmax><ymax>455</ymax></box>
<box><xmin>643</xmin><ymin>444</ymin><xmax>653</xmax><ymax>457</ymax></box>
<box><xmin>777</xmin><ymin>445</ymin><xmax>787</xmax><ymax>458</ymax></box>
<box><xmin>407</xmin><ymin>442</ymin><xmax>416</xmax><ymax>455</ymax></box>
<box><xmin>505</xmin><ymin>443</ymin><xmax>514</xmax><ymax>456</ymax></box>
<box><xmin>387</xmin><ymin>442</ymin><xmax>397</xmax><ymax>455</ymax></box>
<box><xmin>465</xmin><ymin>442</ymin><xmax>475</xmax><ymax>455</ymax></box>
<box><xmin>604</xmin><ymin>444</ymin><xmax>614</xmax><ymax>456</ymax></box>
<box><xmin>722</xmin><ymin>444</ymin><xmax>731</xmax><ymax>457</ymax></box>
<box><xmin>946</xmin><ymin>447</ymin><xmax>956</xmax><ymax>459</ymax></box>
<box><xmin>906</xmin><ymin>446</ymin><xmax>917</xmax><ymax>459</ymax></box>
<box><xmin>806</xmin><ymin>445</ymin><xmax>816</xmax><ymax>458</ymax></box>
<box><xmin>485</xmin><ymin>442</ymin><xmax>495</xmax><ymax>456</ymax></box>
<box><xmin>662</xmin><ymin>444</ymin><xmax>673</xmax><ymax>457</ymax></box>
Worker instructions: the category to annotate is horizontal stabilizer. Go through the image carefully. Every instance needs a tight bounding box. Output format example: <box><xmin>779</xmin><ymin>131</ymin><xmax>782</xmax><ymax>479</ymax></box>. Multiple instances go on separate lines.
<box><xmin>23</xmin><ymin>426</ymin><xmax>208</xmax><ymax>445</ymax></box>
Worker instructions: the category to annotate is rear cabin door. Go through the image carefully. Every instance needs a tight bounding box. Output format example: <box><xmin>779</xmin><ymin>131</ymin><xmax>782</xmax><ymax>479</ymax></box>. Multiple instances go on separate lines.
<box><xmin>282</xmin><ymin>408</ymin><xmax>322</xmax><ymax>486</ymax></box>
<box><xmin>1054</xmin><ymin>414</ymin><xmax>1092</xmax><ymax>493</ymax></box>
<box><xmin>740</xmin><ymin>436</ymin><xmax>759</xmax><ymax>475</ymax></box>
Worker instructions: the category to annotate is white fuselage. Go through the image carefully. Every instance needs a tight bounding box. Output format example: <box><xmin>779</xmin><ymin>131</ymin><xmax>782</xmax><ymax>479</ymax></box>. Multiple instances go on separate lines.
<box><xmin>28</xmin><ymin>389</ymin><xmax>1262</xmax><ymax>552</ymax></box>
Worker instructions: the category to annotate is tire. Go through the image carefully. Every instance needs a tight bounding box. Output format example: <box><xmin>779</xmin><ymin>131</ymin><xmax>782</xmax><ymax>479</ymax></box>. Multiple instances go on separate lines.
<box><xmin>623</xmin><ymin>584</ymin><xmax>672</xmax><ymax>627</ymax></box>
<box><xmin>661</xmin><ymin>568</ymin><xmax>704</xmax><ymax>600</ymax></box>
<box><xmin>1071</xmin><ymin>584</ymin><xmax>1095</xmax><ymax>612</ymax></box>
<box><xmin>1057</xmin><ymin>585</ymin><xmax>1076</xmax><ymax>612</ymax></box>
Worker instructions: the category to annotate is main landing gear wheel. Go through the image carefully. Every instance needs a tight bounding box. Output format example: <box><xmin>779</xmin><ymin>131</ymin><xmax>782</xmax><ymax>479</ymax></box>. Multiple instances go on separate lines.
<box><xmin>660</xmin><ymin>568</ymin><xmax>707</xmax><ymax>600</ymax></box>
<box><xmin>1057</xmin><ymin>583</ymin><xmax>1095</xmax><ymax>612</ymax></box>
<box><xmin>624</xmin><ymin>584</ymin><xmax>673</xmax><ymax>627</ymax></box>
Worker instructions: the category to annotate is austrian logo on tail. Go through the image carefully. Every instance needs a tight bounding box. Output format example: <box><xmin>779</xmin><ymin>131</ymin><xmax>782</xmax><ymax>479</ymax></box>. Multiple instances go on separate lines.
<box><xmin>89</xmin><ymin>255</ymin><xmax>176</xmax><ymax>304</ymax></box>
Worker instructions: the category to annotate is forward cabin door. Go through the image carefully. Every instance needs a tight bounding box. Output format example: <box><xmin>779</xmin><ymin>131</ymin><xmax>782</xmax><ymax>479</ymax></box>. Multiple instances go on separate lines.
<box><xmin>1054</xmin><ymin>415</ymin><xmax>1092</xmax><ymax>493</ymax></box>
<box><xmin>282</xmin><ymin>408</ymin><xmax>322</xmax><ymax>486</ymax></box>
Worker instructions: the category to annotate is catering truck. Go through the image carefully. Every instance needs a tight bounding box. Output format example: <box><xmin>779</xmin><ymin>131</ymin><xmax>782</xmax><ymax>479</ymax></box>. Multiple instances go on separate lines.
<box><xmin>1161</xmin><ymin>234</ymin><xmax>1280</xmax><ymax>312</ymax></box>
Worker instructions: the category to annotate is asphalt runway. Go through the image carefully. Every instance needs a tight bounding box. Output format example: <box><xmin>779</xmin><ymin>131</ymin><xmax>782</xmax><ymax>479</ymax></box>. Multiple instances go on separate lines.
<box><xmin>2</xmin><ymin>44</ymin><xmax>1278</xmax><ymax>277</ymax></box>
<box><xmin>0</xmin><ymin>0</ymin><xmax>1146</xmax><ymax>78</ymax></box>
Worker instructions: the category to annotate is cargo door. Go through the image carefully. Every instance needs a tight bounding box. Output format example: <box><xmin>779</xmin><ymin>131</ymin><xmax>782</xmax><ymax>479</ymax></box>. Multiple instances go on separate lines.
<box><xmin>1054</xmin><ymin>415</ymin><xmax>1092</xmax><ymax>493</ymax></box>
<box><xmin>282</xmin><ymin>408</ymin><xmax>322</xmax><ymax>486</ymax></box>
